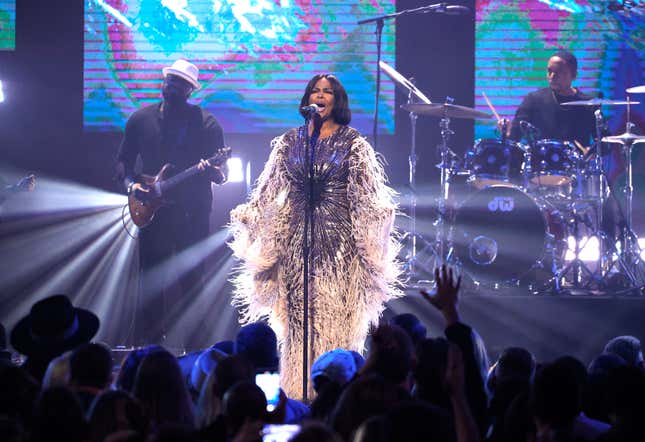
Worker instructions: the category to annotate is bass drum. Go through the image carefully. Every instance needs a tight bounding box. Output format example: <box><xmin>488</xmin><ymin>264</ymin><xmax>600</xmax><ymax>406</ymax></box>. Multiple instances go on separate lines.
<box><xmin>453</xmin><ymin>185</ymin><xmax>564</xmax><ymax>284</ymax></box>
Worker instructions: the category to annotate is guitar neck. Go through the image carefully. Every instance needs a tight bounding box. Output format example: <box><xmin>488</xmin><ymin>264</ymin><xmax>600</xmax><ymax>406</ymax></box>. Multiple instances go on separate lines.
<box><xmin>158</xmin><ymin>148</ymin><xmax>230</xmax><ymax>194</ymax></box>
<box><xmin>159</xmin><ymin>164</ymin><xmax>202</xmax><ymax>194</ymax></box>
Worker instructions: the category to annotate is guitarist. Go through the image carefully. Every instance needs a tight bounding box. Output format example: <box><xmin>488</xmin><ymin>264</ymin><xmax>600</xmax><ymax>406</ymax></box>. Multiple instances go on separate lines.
<box><xmin>115</xmin><ymin>59</ymin><xmax>227</xmax><ymax>346</ymax></box>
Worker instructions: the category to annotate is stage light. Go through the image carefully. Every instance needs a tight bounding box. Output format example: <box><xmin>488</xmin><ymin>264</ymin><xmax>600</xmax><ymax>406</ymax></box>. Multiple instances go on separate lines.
<box><xmin>226</xmin><ymin>157</ymin><xmax>244</xmax><ymax>183</ymax></box>
<box><xmin>637</xmin><ymin>238</ymin><xmax>645</xmax><ymax>260</ymax></box>
<box><xmin>245</xmin><ymin>160</ymin><xmax>252</xmax><ymax>191</ymax></box>
<box><xmin>0</xmin><ymin>80</ymin><xmax>5</xmax><ymax>103</ymax></box>
<box><xmin>565</xmin><ymin>236</ymin><xmax>600</xmax><ymax>262</ymax></box>
<box><xmin>613</xmin><ymin>239</ymin><xmax>645</xmax><ymax>260</ymax></box>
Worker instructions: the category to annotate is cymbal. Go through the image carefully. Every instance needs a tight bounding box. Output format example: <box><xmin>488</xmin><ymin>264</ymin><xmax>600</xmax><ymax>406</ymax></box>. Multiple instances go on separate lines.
<box><xmin>602</xmin><ymin>132</ymin><xmax>645</xmax><ymax>145</ymax></box>
<box><xmin>627</xmin><ymin>85</ymin><xmax>645</xmax><ymax>94</ymax></box>
<box><xmin>401</xmin><ymin>103</ymin><xmax>493</xmax><ymax>119</ymax></box>
<box><xmin>379</xmin><ymin>61</ymin><xmax>432</xmax><ymax>104</ymax></box>
<box><xmin>561</xmin><ymin>98</ymin><xmax>640</xmax><ymax>106</ymax></box>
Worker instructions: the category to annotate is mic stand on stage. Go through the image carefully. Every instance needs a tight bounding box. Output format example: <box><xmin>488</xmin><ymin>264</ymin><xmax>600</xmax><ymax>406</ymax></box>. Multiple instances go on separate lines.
<box><xmin>301</xmin><ymin>111</ymin><xmax>321</xmax><ymax>401</ymax></box>
<box><xmin>357</xmin><ymin>3</ymin><xmax>470</xmax><ymax>150</ymax></box>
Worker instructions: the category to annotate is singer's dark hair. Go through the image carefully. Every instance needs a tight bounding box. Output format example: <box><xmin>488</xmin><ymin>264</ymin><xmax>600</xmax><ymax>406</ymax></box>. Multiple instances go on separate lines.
<box><xmin>551</xmin><ymin>50</ymin><xmax>578</xmax><ymax>78</ymax></box>
<box><xmin>299</xmin><ymin>74</ymin><xmax>351</xmax><ymax>125</ymax></box>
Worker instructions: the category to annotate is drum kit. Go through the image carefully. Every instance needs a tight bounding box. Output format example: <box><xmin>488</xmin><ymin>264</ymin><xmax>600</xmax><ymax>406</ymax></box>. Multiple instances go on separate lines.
<box><xmin>382</xmin><ymin>61</ymin><xmax>645</xmax><ymax>293</ymax></box>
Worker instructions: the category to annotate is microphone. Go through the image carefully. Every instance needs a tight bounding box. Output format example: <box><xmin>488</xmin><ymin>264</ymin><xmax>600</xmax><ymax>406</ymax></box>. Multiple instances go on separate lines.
<box><xmin>440</xmin><ymin>5</ymin><xmax>470</xmax><ymax>15</ymax></box>
<box><xmin>594</xmin><ymin>109</ymin><xmax>603</xmax><ymax>122</ymax></box>
<box><xmin>595</xmin><ymin>109</ymin><xmax>607</xmax><ymax>134</ymax></box>
<box><xmin>301</xmin><ymin>104</ymin><xmax>320</xmax><ymax>115</ymax></box>
<box><xmin>423</xmin><ymin>3</ymin><xmax>470</xmax><ymax>15</ymax></box>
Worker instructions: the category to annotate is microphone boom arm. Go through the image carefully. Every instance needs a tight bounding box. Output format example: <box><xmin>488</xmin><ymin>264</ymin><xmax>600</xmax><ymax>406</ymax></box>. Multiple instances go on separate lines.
<box><xmin>357</xmin><ymin>3</ymin><xmax>470</xmax><ymax>24</ymax></box>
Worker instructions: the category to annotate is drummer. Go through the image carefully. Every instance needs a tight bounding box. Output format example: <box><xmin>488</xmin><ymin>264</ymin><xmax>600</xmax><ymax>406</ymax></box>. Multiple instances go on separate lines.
<box><xmin>505</xmin><ymin>50</ymin><xmax>596</xmax><ymax>145</ymax></box>
<box><xmin>503</xmin><ymin>49</ymin><xmax>622</xmax><ymax>251</ymax></box>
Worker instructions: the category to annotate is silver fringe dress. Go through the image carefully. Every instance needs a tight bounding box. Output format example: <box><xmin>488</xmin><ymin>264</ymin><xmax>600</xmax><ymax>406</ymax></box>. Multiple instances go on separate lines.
<box><xmin>229</xmin><ymin>125</ymin><xmax>402</xmax><ymax>397</ymax></box>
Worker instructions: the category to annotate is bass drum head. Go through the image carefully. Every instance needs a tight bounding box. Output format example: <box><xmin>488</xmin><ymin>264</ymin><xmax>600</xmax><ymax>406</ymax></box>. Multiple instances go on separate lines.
<box><xmin>453</xmin><ymin>185</ymin><xmax>547</xmax><ymax>284</ymax></box>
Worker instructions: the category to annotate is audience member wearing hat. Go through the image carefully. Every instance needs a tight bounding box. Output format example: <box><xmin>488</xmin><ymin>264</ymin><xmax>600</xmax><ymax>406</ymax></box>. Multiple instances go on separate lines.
<box><xmin>234</xmin><ymin>322</ymin><xmax>310</xmax><ymax>423</ymax></box>
<box><xmin>190</xmin><ymin>347</ymin><xmax>228</xmax><ymax>396</ymax></box>
<box><xmin>114</xmin><ymin>58</ymin><xmax>227</xmax><ymax>346</ymax></box>
<box><xmin>235</xmin><ymin>322</ymin><xmax>280</xmax><ymax>373</ymax></box>
<box><xmin>603</xmin><ymin>335</ymin><xmax>644</xmax><ymax>368</ymax></box>
<box><xmin>310</xmin><ymin>348</ymin><xmax>357</xmax><ymax>392</ymax></box>
<box><xmin>10</xmin><ymin>294</ymin><xmax>99</xmax><ymax>383</ymax></box>
<box><xmin>390</xmin><ymin>313</ymin><xmax>427</xmax><ymax>347</ymax></box>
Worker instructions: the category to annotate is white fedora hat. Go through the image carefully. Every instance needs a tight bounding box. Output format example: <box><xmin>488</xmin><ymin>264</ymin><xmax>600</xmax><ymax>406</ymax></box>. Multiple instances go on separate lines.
<box><xmin>162</xmin><ymin>59</ymin><xmax>201</xmax><ymax>91</ymax></box>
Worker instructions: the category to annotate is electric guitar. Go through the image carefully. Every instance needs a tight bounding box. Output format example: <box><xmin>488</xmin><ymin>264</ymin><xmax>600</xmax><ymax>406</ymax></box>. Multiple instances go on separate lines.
<box><xmin>128</xmin><ymin>147</ymin><xmax>232</xmax><ymax>228</ymax></box>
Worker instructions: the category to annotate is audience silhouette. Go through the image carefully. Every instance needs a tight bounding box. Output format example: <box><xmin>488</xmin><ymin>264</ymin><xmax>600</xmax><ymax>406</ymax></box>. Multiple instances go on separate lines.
<box><xmin>1</xmin><ymin>271</ymin><xmax>643</xmax><ymax>442</ymax></box>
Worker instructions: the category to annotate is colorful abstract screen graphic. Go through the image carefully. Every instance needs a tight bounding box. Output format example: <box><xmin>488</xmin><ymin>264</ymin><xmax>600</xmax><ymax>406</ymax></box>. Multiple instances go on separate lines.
<box><xmin>0</xmin><ymin>0</ymin><xmax>16</xmax><ymax>50</ymax></box>
<box><xmin>474</xmin><ymin>0</ymin><xmax>645</xmax><ymax>141</ymax></box>
<box><xmin>83</xmin><ymin>0</ymin><xmax>396</xmax><ymax>134</ymax></box>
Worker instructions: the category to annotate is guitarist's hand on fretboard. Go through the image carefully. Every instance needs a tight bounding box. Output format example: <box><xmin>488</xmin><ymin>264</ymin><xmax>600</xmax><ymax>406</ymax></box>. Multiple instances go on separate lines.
<box><xmin>198</xmin><ymin>158</ymin><xmax>227</xmax><ymax>184</ymax></box>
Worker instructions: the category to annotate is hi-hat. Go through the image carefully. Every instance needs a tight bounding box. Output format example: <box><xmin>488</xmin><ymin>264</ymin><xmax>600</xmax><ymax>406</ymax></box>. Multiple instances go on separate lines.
<box><xmin>561</xmin><ymin>98</ymin><xmax>640</xmax><ymax>106</ymax></box>
<box><xmin>626</xmin><ymin>85</ymin><xmax>645</xmax><ymax>94</ymax></box>
<box><xmin>402</xmin><ymin>103</ymin><xmax>493</xmax><ymax>119</ymax></box>
<box><xmin>602</xmin><ymin>132</ymin><xmax>645</xmax><ymax>146</ymax></box>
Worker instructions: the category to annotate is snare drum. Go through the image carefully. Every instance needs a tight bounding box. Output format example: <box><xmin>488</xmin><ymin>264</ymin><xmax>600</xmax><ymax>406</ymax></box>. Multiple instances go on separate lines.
<box><xmin>465</xmin><ymin>139</ymin><xmax>524</xmax><ymax>189</ymax></box>
<box><xmin>529</xmin><ymin>139</ymin><xmax>578</xmax><ymax>187</ymax></box>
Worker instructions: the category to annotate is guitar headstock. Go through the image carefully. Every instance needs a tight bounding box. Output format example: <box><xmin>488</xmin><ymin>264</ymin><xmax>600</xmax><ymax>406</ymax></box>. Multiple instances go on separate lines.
<box><xmin>16</xmin><ymin>174</ymin><xmax>36</xmax><ymax>192</ymax></box>
<box><xmin>208</xmin><ymin>146</ymin><xmax>233</xmax><ymax>165</ymax></box>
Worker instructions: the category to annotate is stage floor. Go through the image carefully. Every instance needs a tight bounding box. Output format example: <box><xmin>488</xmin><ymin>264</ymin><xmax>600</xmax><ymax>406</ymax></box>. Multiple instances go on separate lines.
<box><xmin>385</xmin><ymin>285</ymin><xmax>645</xmax><ymax>365</ymax></box>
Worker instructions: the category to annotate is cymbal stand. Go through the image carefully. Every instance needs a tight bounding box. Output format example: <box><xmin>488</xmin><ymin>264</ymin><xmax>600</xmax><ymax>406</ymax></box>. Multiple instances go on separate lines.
<box><xmin>406</xmin><ymin>87</ymin><xmax>420</xmax><ymax>275</ymax></box>
<box><xmin>584</xmin><ymin>110</ymin><xmax>610</xmax><ymax>284</ymax></box>
<box><xmin>404</xmin><ymin>83</ymin><xmax>435</xmax><ymax>278</ymax></box>
<box><xmin>557</xmin><ymin>112</ymin><xmax>610</xmax><ymax>290</ymax></box>
<box><xmin>603</xmin><ymin>120</ymin><xmax>645</xmax><ymax>289</ymax></box>
<box><xmin>519</xmin><ymin>122</ymin><xmax>537</xmax><ymax>191</ymax></box>
<box><xmin>616</xmin><ymin>129</ymin><xmax>643</xmax><ymax>284</ymax></box>
<box><xmin>436</xmin><ymin>100</ymin><xmax>456</xmax><ymax>267</ymax></box>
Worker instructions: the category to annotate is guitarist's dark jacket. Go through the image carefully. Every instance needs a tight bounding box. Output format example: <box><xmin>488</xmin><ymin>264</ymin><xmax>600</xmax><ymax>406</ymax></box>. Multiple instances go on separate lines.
<box><xmin>117</xmin><ymin>102</ymin><xmax>225</xmax><ymax>216</ymax></box>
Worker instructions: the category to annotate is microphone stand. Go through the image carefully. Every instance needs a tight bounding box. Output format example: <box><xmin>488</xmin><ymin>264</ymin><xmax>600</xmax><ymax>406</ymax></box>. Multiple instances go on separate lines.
<box><xmin>357</xmin><ymin>3</ymin><xmax>469</xmax><ymax>149</ymax></box>
<box><xmin>301</xmin><ymin>111</ymin><xmax>321</xmax><ymax>401</ymax></box>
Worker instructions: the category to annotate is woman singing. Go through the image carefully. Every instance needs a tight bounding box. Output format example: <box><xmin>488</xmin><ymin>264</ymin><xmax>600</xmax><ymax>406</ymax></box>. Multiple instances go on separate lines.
<box><xmin>229</xmin><ymin>74</ymin><xmax>402</xmax><ymax>397</ymax></box>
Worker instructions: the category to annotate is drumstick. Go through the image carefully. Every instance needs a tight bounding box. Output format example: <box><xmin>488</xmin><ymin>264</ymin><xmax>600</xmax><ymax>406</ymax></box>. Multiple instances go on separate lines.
<box><xmin>482</xmin><ymin>91</ymin><xmax>502</xmax><ymax>122</ymax></box>
<box><xmin>573</xmin><ymin>140</ymin><xmax>590</xmax><ymax>157</ymax></box>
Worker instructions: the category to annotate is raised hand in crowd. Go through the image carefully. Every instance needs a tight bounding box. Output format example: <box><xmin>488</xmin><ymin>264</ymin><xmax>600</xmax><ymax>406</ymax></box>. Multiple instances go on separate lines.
<box><xmin>420</xmin><ymin>265</ymin><xmax>462</xmax><ymax>326</ymax></box>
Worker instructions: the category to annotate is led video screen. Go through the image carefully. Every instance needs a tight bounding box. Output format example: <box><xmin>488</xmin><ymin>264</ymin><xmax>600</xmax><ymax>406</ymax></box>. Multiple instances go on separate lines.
<box><xmin>84</xmin><ymin>0</ymin><xmax>396</xmax><ymax>134</ymax></box>
<box><xmin>474</xmin><ymin>0</ymin><xmax>645</xmax><ymax>146</ymax></box>
<box><xmin>0</xmin><ymin>0</ymin><xmax>16</xmax><ymax>50</ymax></box>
